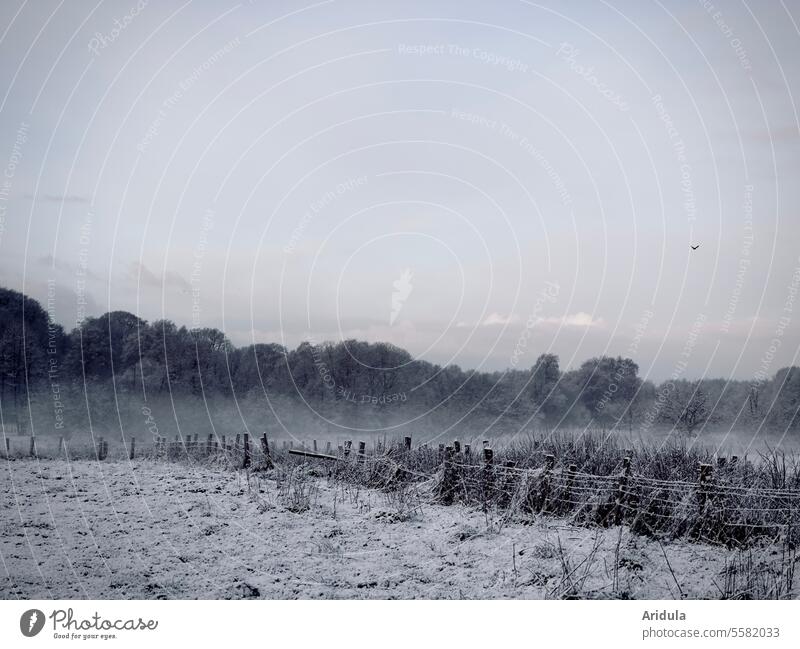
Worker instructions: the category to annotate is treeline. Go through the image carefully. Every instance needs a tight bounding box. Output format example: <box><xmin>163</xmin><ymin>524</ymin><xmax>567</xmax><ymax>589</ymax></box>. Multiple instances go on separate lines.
<box><xmin>1</xmin><ymin>286</ymin><xmax>798</xmax><ymax>439</ymax></box>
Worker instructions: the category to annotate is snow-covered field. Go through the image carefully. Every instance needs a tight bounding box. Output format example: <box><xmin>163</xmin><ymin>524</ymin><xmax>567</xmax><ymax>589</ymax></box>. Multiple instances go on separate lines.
<box><xmin>0</xmin><ymin>459</ymin><xmax>790</xmax><ymax>599</ymax></box>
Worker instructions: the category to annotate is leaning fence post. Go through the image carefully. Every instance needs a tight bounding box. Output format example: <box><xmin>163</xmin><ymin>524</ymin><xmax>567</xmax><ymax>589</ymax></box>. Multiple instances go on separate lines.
<box><xmin>243</xmin><ymin>433</ymin><xmax>251</xmax><ymax>469</ymax></box>
<box><xmin>260</xmin><ymin>433</ymin><xmax>270</xmax><ymax>458</ymax></box>
<box><xmin>358</xmin><ymin>441</ymin><xmax>366</xmax><ymax>464</ymax></box>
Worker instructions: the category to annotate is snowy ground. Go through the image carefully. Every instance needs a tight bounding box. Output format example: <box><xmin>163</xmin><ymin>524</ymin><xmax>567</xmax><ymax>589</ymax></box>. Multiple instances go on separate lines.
<box><xmin>0</xmin><ymin>459</ymin><xmax>789</xmax><ymax>599</ymax></box>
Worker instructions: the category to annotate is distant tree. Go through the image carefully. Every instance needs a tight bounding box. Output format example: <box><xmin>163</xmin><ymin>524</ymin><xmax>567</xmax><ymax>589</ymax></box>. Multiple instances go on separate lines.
<box><xmin>575</xmin><ymin>356</ymin><xmax>641</xmax><ymax>430</ymax></box>
<box><xmin>66</xmin><ymin>311</ymin><xmax>146</xmax><ymax>381</ymax></box>
<box><xmin>529</xmin><ymin>353</ymin><xmax>562</xmax><ymax>423</ymax></box>
<box><xmin>662</xmin><ymin>380</ymin><xmax>709</xmax><ymax>436</ymax></box>
<box><xmin>765</xmin><ymin>367</ymin><xmax>800</xmax><ymax>432</ymax></box>
<box><xmin>0</xmin><ymin>288</ymin><xmax>59</xmax><ymax>433</ymax></box>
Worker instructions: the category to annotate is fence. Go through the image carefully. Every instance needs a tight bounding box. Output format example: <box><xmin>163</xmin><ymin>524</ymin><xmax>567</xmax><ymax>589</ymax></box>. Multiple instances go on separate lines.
<box><xmin>4</xmin><ymin>433</ymin><xmax>800</xmax><ymax>545</ymax></box>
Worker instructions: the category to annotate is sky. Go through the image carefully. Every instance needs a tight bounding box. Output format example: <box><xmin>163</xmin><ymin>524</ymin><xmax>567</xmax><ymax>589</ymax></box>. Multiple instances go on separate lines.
<box><xmin>0</xmin><ymin>0</ymin><xmax>798</xmax><ymax>382</ymax></box>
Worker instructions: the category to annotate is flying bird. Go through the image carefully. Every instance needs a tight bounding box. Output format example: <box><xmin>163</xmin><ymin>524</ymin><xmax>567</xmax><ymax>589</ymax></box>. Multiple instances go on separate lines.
<box><xmin>691</xmin><ymin>244</ymin><xmax>700</xmax><ymax>250</ymax></box>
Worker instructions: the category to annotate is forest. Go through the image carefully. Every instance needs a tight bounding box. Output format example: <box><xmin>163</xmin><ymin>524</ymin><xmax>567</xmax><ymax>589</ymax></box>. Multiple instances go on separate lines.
<box><xmin>0</xmin><ymin>286</ymin><xmax>798</xmax><ymax>440</ymax></box>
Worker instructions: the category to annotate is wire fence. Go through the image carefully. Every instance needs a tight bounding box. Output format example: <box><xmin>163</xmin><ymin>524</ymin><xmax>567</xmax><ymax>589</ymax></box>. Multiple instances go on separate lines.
<box><xmin>5</xmin><ymin>432</ymin><xmax>800</xmax><ymax>546</ymax></box>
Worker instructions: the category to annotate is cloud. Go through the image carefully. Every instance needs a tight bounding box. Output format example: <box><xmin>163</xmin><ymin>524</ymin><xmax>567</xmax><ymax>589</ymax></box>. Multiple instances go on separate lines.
<box><xmin>538</xmin><ymin>311</ymin><xmax>603</xmax><ymax>328</ymax></box>
<box><xmin>458</xmin><ymin>311</ymin><xmax>602</xmax><ymax>329</ymax></box>
<box><xmin>481</xmin><ymin>312</ymin><xmax>520</xmax><ymax>326</ymax></box>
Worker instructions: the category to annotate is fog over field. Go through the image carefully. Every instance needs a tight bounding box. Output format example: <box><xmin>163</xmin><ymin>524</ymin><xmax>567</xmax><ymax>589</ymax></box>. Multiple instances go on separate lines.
<box><xmin>1</xmin><ymin>0</ymin><xmax>800</xmax><ymax>604</ymax></box>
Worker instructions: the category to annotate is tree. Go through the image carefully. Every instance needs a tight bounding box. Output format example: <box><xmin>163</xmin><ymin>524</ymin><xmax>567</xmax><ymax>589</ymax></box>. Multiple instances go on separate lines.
<box><xmin>529</xmin><ymin>353</ymin><xmax>562</xmax><ymax>423</ymax></box>
<box><xmin>0</xmin><ymin>288</ymin><xmax>59</xmax><ymax>433</ymax></box>
<box><xmin>662</xmin><ymin>380</ymin><xmax>709</xmax><ymax>436</ymax></box>
<box><xmin>575</xmin><ymin>356</ymin><xmax>641</xmax><ymax>430</ymax></box>
<box><xmin>765</xmin><ymin>368</ymin><xmax>800</xmax><ymax>432</ymax></box>
<box><xmin>66</xmin><ymin>311</ymin><xmax>146</xmax><ymax>381</ymax></box>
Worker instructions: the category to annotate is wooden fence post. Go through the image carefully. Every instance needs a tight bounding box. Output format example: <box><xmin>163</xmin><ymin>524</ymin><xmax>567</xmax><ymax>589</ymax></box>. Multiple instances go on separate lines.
<box><xmin>482</xmin><ymin>447</ymin><xmax>494</xmax><ymax>510</ymax></box>
<box><xmin>344</xmin><ymin>440</ymin><xmax>352</xmax><ymax>458</ymax></box>
<box><xmin>404</xmin><ymin>436</ymin><xmax>412</xmax><ymax>452</ymax></box>
<box><xmin>129</xmin><ymin>437</ymin><xmax>136</xmax><ymax>460</ymax></box>
<box><xmin>260</xmin><ymin>433</ymin><xmax>270</xmax><ymax>458</ymax></box>
<box><xmin>499</xmin><ymin>460</ymin><xmax>517</xmax><ymax>509</ymax></box>
<box><xmin>243</xmin><ymin>433</ymin><xmax>251</xmax><ymax>469</ymax></box>
<box><xmin>313</xmin><ymin>439</ymin><xmax>318</xmax><ymax>452</ymax></box>
<box><xmin>4</xmin><ymin>437</ymin><xmax>9</xmax><ymax>457</ymax></box>
<box><xmin>698</xmin><ymin>463</ymin><xmax>712</xmax><ymax>511</ymax></box>
<box><xmin>614</xmin><ymin>456</ymin><xmax>632</xmax><ymax>525</ymax></box>
<box><xmin>453</xmin><ymin>440</ymin><xmax>461</xmax><ymax>454</ymax></box>
<box><xmin>282</xmin><ymin>440</ymin><xmax>287</xmax><ymax>450</ymax></box>
<box><xmin>58</xmin><ymin>436</ymin><xmax>64</xmax><ymax>455</ymax></box>
<box><xmin>441</xmin><ymin>446</ymin><xmax>455</xmax><ymax>504</ymax></box>
<box><xmin>30</xmin><ymin>436</ymin><xmax>36</xmax><ymax>458</ymax></box>
<box><xmin>564</xmin><ymin>463</ymin><xmax>577</xmax><ymax>511</ymax></box>
<box><xmin>206</xmin><ymin>434</ymin><xmax>213</xmax><ymax>455</ymax></box>
<box><xmin>96</xmin><ymin>437</ymin><xmax>104</xmax><ymax>460</ymax></box>
<box><xmin>326</xmin><ymin>441</ymin><xmax>332</xmax><ymax>453</ymax></box>
<box><xmin>358</xmin><ymin>441</ymin><xmax>366</xmax><ymax>464</ymax></box>
<box><xmin>540</xmin><ymin>454</ymin><xmax>555</xmax><ymax>513</ymax></box>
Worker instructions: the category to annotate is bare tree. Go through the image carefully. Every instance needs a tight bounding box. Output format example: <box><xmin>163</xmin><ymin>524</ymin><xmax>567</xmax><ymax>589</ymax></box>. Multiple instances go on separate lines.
<box><xmin>663</xmin><ymin>381</ymin><xmax>709</xmax><ymax>436</ymax></box>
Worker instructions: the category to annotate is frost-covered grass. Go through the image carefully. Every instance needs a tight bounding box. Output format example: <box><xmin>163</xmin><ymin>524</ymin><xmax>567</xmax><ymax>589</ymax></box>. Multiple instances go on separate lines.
<box><xmin>1</xmin><ymin>459</ymin><xmax>797</xmax><ymax>599</ymax></box>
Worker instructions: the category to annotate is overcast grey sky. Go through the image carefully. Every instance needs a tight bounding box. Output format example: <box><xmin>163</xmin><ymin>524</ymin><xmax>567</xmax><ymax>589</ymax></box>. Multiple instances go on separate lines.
<box><xmin>1</xmin><ymin>0</ymin><xmax>798</xmax><ymax>381</ymax></box>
